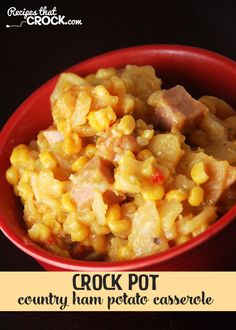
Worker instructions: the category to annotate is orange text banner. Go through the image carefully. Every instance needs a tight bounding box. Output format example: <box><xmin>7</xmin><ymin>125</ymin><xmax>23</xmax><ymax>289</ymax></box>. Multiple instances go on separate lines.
<box><xmin>0</xmin><ymin>272</ymin><xmax>235</xmax><ymax>311</ymax></box>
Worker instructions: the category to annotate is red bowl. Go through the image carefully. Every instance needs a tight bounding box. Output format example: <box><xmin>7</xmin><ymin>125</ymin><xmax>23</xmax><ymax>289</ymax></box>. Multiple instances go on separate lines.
<box><xmin>0</xmin><ymin>45</ymin><xmax>236</xmax><ymax>271</ymax></box>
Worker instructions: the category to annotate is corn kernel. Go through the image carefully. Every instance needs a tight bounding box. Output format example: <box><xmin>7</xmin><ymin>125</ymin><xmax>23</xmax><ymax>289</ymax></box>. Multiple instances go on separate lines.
<box><xmin>118</xmin><ymin>115</ymin><xmax>136</xmax><ymax>135</ymax></box>
<box><xmin>124</xmin><ymin>150</ymin><xmax>135</xmax><ymax>159</ymax></box>
<box><xmin>38</xmin><ymin>170</ymin><xmax>67</xmax><ymax>196</ymax></box>
<box><xmin>37</xmin><ymin>132</ymin><xmax>49</xmax><ymax>151</ymax></box>
<box><xmin>84</xmin><ymin>144</ymin><xmax>96</xmax><ymax>159</ymax></box>
<box><xmin>42</xmin><ymin>195</ymin><xmax>60</xmax><ymax>213</ymax></box>
<box><xmin>39</xmin><ymin>151</ymin><xmax>57</xmax><ymax>170</ymax></box>
<box><xmin>18</xmin><ymin>181</ymin><xmax>32</xmax><ymax>201</ymax></box>
<box><xmin>77</xmin><ymin>210</ymin><xmax>95</xmax><ymax>225</ymax></box>
<box><xmin>87</xmin><ymin>106</ymin><xmax>117</xmax><ymax>131</ymax></box>
<box><xmin>71</xmin><ymin>156</ymin><xmax>88</xmax><ymax>172</ymax></box>
<box><xmin>61</xmin><ymin>192</ymin><xmax>77</xmax><ymax>212</ymax></box>
<box><xmin>121</xmin><ymin>94</ymin><xmax>135</xmax><ymax>115</ymax></box>
<box><xmin>141</xmin><ymin>157</ymin><xmax>156</xmax><ymax>177</ymax></box>
<box><xmin>141</xmin><ymin>129</ymin><xmax>154</xmax><ymax>140</ymax></box>
<box><xmin>10</xmin><ymin>144</ymin><xmax>35</xmax><ymax>170</ymax></box>
<box><xmin>93</xmin><ymin>85</ymin><xmax>118</xmax><ymax>108</ymax></box>
<box><xmin>108</xmin><ymin>218</ymin><xmax>131</xmax><ymax>238</ymax></box>
<box><xmin>63</xmin><ymin>212</ymin><xmax>77</xmax><ymax>226</ymax></box>
<box><xmin>165</xmin><ymin>189</ymin><xmax>188</xmax><ymax>202</ymax></box>
<box><xmin>108</xmin><ymin>76</ymin><xmax>126</xmax><ymax>96</ymax></box>
<box><xmin>117</xmin><ymin>245</ymin><xmax>133</xmax><ymax>260</ymax></box>
<box><xmin>176</xmin><ymin>235</ymin><xmax>191</xmax><ymax>245</ymax></box>
<box><xmin>137</xmin><ymin>136</ymin><xmax>149</xmax><ymax>146</ymax></box>
<box><xmin>91</xmin><ymin>222</ymin><xmax>110</xmax><ymax>235</ymax></box>
<box><xmin>20</xmin><ymin>169</ymin><xmax>33</xmax><ymax>183</ymax></box>
<box><xmin>85</xmin><ymin>73</ymin><xmax>96</xmax><ymax>84</ymax></box>
<box><xmin>57</xmin><ymin>120</ymin><xmax>71</xmax><ymax>135</ymax></box>
<box><xmin>192</xmin><ymin>223</ymin><xmax>208</xmax><ymax>237</ymax></box>
<box><xmin>93</xmin><ymin>85</ymin><xmax>109</xmax><ymax>98</ymax></box>
<box><xmin>142</xmin><ymin>185</ymin><xmax>165</xmax><ymax>201</ymax></box>
<box><xmin>106</xmin><ymin>204</ymin><xmax>121</xmax><ymax>222</ymax></box>
<box><xmin>96</xmin><ymin>67</ymin><xmax>116</xmax><ymax>80</ymax></box>
<box><xmin>188</xmin><ymin>186</ymin><xmax>204</xmax><ymax>206</ymax></box>
<box><xmin>71</xmin><ymin>225</ymin><xmax>90</xmax><ymax>242</ymax></box>
<box><xmin>129</xmin><ymin>175</ymin><xmax>140</xmax><ymax>184</ymax></box>
<box><xmin>63</xmin><ymin>133</ymin><xmax>82</xmax><ymax>155</ymax></box>
<box><xmin>91</xmin><ymin>235</ymin><xmax>108</xmax><ymax>254</ymax></box>
<box><xmin>6</xmin><ymin>166</ymin><xmax>19</xmax><ymax>185</ymax></box>
<box><xmin>199</xmin><ymin>96</ymin><xmax>216</xmax><ymax>114</ymax></box>
<box><xmin>28</xmin><ymin>223</ymin><xmax>51</xmax><ymax>242</ymax></box>
<box><xmin>164</xmin><ymin>225</ymin><xmax>178</xmax><ymax>240</ymax></box>
<box><xmin>191</xmin><ymin>161</ymin><xmax>209</xmax><ymax>185</ymax></box>
<box><xmin>34</xmin><ymin>159</ymin><xmax>43</xmax><ymax>171</ymax></box>
<box><xmin>42</xmin><ymin>215</ymin><xmax>61</xmax><ymax>235</ymax></box>
<box><xmin>136</xmin><ymin>149</ymin><xmax>153</xmax><ymax>161</ymax></box>
<box><xmin>63</xmin><ymin>214</ymin><xmax>90</xmax><ymax>242</ymax></box>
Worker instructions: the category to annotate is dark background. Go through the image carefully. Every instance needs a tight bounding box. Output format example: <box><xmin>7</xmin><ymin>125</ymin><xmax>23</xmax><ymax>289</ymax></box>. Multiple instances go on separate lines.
<box><xmin>1</xmin><ymin>0</ymin><xmax>236</xmax><ymax>328</ymax></box>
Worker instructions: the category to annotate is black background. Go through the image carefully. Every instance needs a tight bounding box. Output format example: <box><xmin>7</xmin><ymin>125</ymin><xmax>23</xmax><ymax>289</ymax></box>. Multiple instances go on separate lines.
<box><xmin>1</xmin><ymin>0</ymin><xmax>236</xmax><ymax>328</ymax></box>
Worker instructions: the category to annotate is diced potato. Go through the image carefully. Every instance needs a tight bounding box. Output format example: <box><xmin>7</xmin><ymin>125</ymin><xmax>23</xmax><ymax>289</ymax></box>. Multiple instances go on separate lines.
<box><xmin>72</xmin><ymin>91</ymin><xmax>92</xmax><ymax>127</ymax></box>
<box><xmin>90</xmin><ymin>235</ymin><xmax>108</xmax><ymax>254</ymax></box>
<box><xmin>223</xmin><ymin>116</ymin><xmax>236</xmax><ymax>140</ymax></box>
<box><xmin>179</xmin><ymin>206</ymin><xmax>217</xmax><ymax>235</ymax></box>
<box><xmin>114</xmin><ymin>153</ymin><xmax>142</xmax><ymax>194</ymax></box>
<box><xmin>129</xmin><ymin>201</ymin><xmax>168</xmax><ymax>257</ymax></box>
<box><xmin>52</xmin><ymin>87</ymin><xmax>78</xmax><ymax>124</ymax></box>
<box><xmin>92</xmin><ymin>85</ymin><xmax>118</xmax><ymax>109</ymax></box>
<box><xmin>92</xmin><ymin>189</ymin><xmax>108</xmax><ymax>226</ymax></box>
<box><xmin>202</xmin><ymin>160</ymin><xmax>229</xmax><ymax>205</ymax></box>
<box><xmin>199</xmin><ymin>96</ymin><xmax>235</xmax><ymax>120</ymax></box>
<box><xmin>204</xmin><ymin>141</ymin><xmax>236</xmax><ymax>164</ymax></box>
<box><xmin>171</xmin><ymin>174</ymin><xmax>195</xmax><ymax>191</ymax></box>
<box><xmin>50</xmin><ymin>73</ymin><xmax>85</xmax><ymax>104</ymax></box>
<box><xmin>158</xmin><ymin>200</ymin><xmax>183</xmax><ymax>232</ymax></box>
<box><xmin>119</xmin><ymin>65</ymin><xmax>162</xmax><ymax>100</ymax></box>
<box><xmin>108</xmin><ymin>238</ymin><xmax>132</xmax><ymax>261</ymax></box>
<box><xmin>148</xmin><ymin>133</ymin><xmax>184</xmax><ymax>170</ymax></box>
<box><xmin>200</xmin><ymin>113</ymin><xmax>227</xmax><ymax>142</ymax></box>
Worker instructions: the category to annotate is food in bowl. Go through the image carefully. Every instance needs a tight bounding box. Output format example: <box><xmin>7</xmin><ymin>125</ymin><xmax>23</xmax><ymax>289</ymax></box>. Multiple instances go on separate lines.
<box><xmin>6</xmin><ymin>65</ymin><xmax>236</xmax><ymax>262</ymax></box>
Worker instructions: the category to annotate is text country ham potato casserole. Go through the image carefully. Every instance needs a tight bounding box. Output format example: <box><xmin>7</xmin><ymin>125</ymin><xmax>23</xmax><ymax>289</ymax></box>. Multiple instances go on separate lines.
<box><xmin>6</xmin><ymin>65</ymin><xmax>236</xmax><ymax>261</ymax></box>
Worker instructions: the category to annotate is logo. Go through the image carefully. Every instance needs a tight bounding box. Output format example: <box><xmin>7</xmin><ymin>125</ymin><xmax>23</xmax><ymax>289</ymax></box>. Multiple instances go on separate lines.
<box><xmin>6</xmin><ymin>6</ymin><xmax>83</xmax><ymax>28</ymax></box>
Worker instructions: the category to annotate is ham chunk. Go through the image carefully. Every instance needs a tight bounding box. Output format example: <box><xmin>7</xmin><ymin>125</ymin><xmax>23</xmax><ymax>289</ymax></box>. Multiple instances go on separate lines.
<box><xmin>147</xmin><ymin>85</ymin><xmax>208</xmax><ymax>132</ymax></box>
<box><xmin>70</xmin><ymin>157</ymin><xmax>124</xmax><ymax>209</ymax></box>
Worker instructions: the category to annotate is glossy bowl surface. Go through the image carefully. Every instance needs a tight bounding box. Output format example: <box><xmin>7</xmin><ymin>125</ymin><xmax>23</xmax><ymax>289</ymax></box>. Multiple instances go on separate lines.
<box><xmin>0</xmin><ymin>44</ymin><xmax>236</xmax><ymax>271</ymax></box>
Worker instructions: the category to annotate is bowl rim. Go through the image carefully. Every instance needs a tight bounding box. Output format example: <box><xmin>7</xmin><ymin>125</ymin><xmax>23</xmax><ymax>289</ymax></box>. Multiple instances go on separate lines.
<box><xmin>0</xmin><ymin>44</ymin><xmax>236</xmax><ymax>271</ymax></box>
